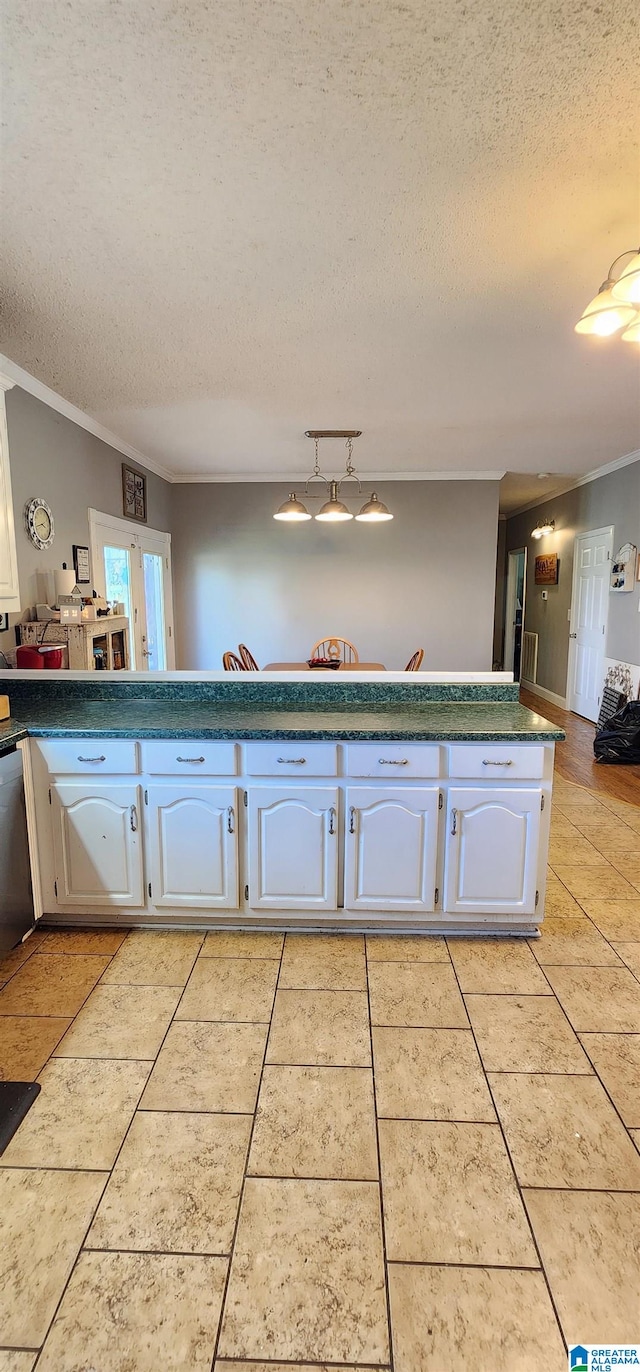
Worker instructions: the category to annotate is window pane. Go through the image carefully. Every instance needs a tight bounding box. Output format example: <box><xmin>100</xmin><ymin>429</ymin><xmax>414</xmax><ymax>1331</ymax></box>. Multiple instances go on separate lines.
<box><xmin>104</xmin><ymin>546</ymin><xmax>132</xmax><ymax>623</ymax></box>
<box><xmin>142</xmin><ymin>552</ymin><xmax>166</xmax><ymax>671</ymax></box>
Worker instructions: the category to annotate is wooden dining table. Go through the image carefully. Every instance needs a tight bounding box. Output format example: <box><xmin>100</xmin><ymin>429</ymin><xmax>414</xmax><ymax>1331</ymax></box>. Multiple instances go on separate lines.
<box><xmin>263</xmin><ymin>662</ymin><xmax>386</xmax><ymax>671</ymax></box>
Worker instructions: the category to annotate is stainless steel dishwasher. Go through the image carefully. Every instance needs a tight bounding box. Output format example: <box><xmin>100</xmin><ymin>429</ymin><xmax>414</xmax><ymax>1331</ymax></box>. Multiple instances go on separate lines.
<box><xmin>0</xmin><ymin>747</ymin><xmax>35</xmax><ymax>955</ymax></box>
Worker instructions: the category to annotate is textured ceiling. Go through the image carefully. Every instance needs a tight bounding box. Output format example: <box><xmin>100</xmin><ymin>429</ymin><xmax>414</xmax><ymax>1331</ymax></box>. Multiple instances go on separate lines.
<box><xmin>1</xmin><ymin>0</ymin><xmax>639</xmax><ymax>491</ymax></box>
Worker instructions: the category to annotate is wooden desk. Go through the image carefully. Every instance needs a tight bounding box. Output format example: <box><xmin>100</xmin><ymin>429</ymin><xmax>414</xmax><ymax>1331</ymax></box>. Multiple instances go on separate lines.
<box><xmin>263</xmin><ymin>662</ymin><xmax>386</xmax><ymax>671</ymax></box>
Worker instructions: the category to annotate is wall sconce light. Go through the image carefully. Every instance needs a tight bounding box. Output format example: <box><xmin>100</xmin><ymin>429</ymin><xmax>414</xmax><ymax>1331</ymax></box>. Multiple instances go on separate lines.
<box><xmin>531</xmin><ymin>519</ymin><xmax>555</xmax><ymax>540</ymax></box>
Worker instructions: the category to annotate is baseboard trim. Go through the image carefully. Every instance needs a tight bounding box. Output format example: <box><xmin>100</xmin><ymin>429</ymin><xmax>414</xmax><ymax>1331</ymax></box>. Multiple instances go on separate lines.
<box><xmin>521</xmin><ymin>680</ymin><xmax>568</xmax><ymax>711</ymax></box>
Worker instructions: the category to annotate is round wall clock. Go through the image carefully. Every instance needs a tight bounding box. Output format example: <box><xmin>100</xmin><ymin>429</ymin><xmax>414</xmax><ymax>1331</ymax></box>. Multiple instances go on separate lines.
<box><xmin>25</xmin><ymin>498</ymin><xmax>55</xmax><ymax>551</ymax></box>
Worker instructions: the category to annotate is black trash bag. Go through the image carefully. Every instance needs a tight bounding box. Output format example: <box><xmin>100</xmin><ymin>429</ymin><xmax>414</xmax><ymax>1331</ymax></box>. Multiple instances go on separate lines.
<box><xmin>594</xmin><ymin>700</ymin><xmax>640</xmax><ymax>764</ymax></box>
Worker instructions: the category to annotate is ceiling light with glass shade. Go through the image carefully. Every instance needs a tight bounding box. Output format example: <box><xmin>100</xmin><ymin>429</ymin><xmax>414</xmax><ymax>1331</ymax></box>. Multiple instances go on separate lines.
<box><xmin>575</xmin><ymin>249</ymin><xmax>640</xmax><ymax>339</ymax></box>
<box><xmin>531</xmin><ymin>518</ymin><xmax>555</xmax><ymax>539</ymax></box>
<box><xmin>273</xmin><ymin>432</ymin><xmax>393</xmax><ymax>526</ymax></box>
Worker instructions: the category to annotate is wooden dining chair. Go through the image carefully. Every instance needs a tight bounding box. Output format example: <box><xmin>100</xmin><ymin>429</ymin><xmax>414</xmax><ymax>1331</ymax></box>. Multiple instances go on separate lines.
<box><xmin>222</xmin><ymin>651</ymin><xmax>245</xmax><ymax>671</ymax></box>
<box><xmin>310</xmin><ymin>636</ymin><xmax>359</xmax><ymax>664</ymax></box>
<box><xmin>405</xmin><ymin>648</ymin><xmax>424</xmax><ymax>671</ymax></box>
<box><xmin>238</xmin><ymin>644</ymin><xmax>259</xmax><ymax>671</ymax></box>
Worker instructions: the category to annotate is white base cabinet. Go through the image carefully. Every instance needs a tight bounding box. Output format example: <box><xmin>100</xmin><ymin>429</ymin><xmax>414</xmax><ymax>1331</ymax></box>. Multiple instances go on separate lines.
<box><xmin>444</xmin><ymin>787</ymin><xmax>542</xmax><ymax>918</ymax></box>
<box><xmin>146</xmin><ymin>785</ymin><xmax>239</xmax><ymax>910</ymax></box>
<box><xmin>51</xmin><ymin>782</ymin><xmax>144</xmax><ymax>907</ymax></box>
<box><xmin>345</xmin><ymin>787</ymin><xmax>440</xmax><ymax>913</ymax></box>
<box><xmin>247</xmin><ymin>786</ymin><xmax>339</xmax><ymax>910</ymax></box>
<box><xmin>29</xmin><ymin>735</ymin><xmax>554</xmax><ymax>933</ymax></box>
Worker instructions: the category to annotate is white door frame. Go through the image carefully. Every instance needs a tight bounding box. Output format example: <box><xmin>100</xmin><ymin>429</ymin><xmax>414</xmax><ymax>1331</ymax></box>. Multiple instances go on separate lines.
<box><xmin>88</xmin><ymin>509</ymin><xmax>175</xmax><ymax>669</ymax></box>
<box><xmin>567</xmin><ymin>525</ymin><xmax>613</xmax><ymax>719</ymax></box>
<box><xmin>504</xmin><ymin>548</ymin><xmax>527</xmax><ymax>678</ymax></box>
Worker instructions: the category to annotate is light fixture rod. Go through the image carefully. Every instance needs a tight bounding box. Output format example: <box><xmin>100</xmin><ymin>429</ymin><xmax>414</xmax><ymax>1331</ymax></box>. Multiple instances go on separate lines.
<box><xmin>304</xmin><ymin>430</ymin><xmax>362</xmax><ymax>439</ymax></box>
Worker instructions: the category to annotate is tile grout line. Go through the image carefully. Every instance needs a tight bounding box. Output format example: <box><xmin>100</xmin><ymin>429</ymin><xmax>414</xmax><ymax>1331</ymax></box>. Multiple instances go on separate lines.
<box><xmin>209</xmin><ymin>936</ymin><xmax>286</xmax><ymax>1371</ymax></box>
<box><xmin>445</xmin><ymin>948</ymin><xmax>569</xmax><ymax>1357</ymax></box>
<box><xmin>535</xmin><ymin>960</ymin><xmax>640</xmax><ymax>1148</ymax></box>
<box><xmin>29</xmin><ymin>932</ymin><xmax>207</xmax><ymax>1368</ymax></box>
<box><xmin>365</xmin><ymin>940</ymin><xmax>395</xmax><ymax>1372</ymax></box>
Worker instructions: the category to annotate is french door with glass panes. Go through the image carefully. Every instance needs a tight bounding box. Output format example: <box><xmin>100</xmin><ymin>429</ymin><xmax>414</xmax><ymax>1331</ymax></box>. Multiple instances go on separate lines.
<box><xmin>88</xmin><ymin>510</ymin><xmax>174</xmax><ymax>670</ymax></box>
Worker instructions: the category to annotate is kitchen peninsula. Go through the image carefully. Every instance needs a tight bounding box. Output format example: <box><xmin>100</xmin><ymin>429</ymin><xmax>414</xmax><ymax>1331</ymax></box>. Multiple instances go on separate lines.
<box><xmin>1</xmin><ymin>671</ymin><xmax>564</xmax><ymax>938</ymax></box>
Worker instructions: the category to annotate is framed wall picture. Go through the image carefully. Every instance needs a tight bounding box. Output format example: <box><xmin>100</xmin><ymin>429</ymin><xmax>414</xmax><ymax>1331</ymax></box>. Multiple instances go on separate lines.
<box><xmin>534</xmin><ymin>553</ymin><xmax>558</xmax><ymax>585</ymax></box>
<box><xmin>72</xmin><ymin>544</ymin><xmax>91</xmax><ymax>584</ymax></box>
<box><xmin>122</xmin><ymin>463</ymin><xmax>147</xmax><ymax>523</ymax></box>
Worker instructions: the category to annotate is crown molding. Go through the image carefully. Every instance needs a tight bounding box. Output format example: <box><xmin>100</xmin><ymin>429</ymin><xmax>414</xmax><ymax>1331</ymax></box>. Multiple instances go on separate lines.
<box><xmin>506</xmin><ymin>448</ymin><xmax>640</xmax><ymax>519</ymax></box>
<box><xmin>172</xmin><ymin>469</ymin><xmax>507</xmax><ymax>484</ymax></box>
<box><xmin>0</xmin><ymin>354</ymin><xmax>176</xmax><ymax>483</ymax></box>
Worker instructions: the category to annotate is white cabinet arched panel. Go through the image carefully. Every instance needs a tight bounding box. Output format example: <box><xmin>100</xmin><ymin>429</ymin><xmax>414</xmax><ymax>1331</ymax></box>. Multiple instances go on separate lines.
<box><xmin>146</xmin><ymin>785</ymin><xmax>238</xmax><ymax>909</ymax></box>
<box><xmin>444</xmin><ymin>787</ymin><xmax>542</xmax><ymax>916</ymax></box>
<box><xmin>345</xmin><ymin>787</ymin><xmax>440</xmax><ymax>912</ymax></box>
<box><xmin>52</xmin><ymin>782</ymin><xmax>144</xmax><ymax>906</ymax></box>
<box><xmin>248</xmin><ymin>787</ymin><xmax>339</xmax><ymax>909</ymax></box>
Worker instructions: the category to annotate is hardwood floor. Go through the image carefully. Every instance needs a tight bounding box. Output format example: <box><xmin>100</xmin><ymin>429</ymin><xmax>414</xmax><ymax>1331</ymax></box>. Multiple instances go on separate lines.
<box><xmin>521</xmin><ymin>687</ymin><xmax>640</xmax><ymax>805</ymax></box>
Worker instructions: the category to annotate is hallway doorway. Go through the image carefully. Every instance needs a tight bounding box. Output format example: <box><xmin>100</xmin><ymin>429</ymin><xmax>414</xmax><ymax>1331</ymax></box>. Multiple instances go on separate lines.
<box><xmin>504</xmin><ymin>548</ymin><xmax>527</xmax><ymax>680</ymax></box>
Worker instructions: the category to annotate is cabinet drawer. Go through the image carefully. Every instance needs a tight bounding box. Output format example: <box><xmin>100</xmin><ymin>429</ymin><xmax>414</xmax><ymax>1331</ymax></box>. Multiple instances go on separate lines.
<box><xmin>140</xmin><ymin>740</ymin><xmax>237</xmax><ymax>776</ymax></box>
<box><xmin>448</xmin><ymin>744</ymin><xmax>545</xmax><ymax>780</ymax></box>
<box><xmin>36</xmin><ymin>739</ymin><xmax>139</xmax><ymax>775</ymax></box>
<box><xmin>244</xmin><ymin>742</ymin><xmax>338</xmax><ymax>776</ymax></box>
<box><xmin>345</xmin><ymin>743</ymin><xmax>441</xmax><ymax>779</ymax></box>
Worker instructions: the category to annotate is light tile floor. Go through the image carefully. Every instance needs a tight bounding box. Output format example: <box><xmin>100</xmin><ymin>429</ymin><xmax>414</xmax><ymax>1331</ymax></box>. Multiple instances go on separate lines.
<box><xmin>0</xmin><ymin>778</ymin><xmax>638</xmax><ymax>1370</ymax></box>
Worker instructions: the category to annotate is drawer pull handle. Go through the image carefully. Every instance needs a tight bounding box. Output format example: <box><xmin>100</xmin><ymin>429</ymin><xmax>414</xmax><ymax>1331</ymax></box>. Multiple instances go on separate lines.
<box><xmin>176</xmin><ymin>756</ymin><xmax>205</xmax><ymax>764</ymax></box>
<box><xmin>277</xmin><ymin>757</ymin><xmax>306</xmax><ymax>765</ymax></box>
<box><xmin>77</xmin><ymin>755</ymin><xmax>106</xmax><ymax>763</ymax></box>
<box><xmin>451</xmin><ymin>808</ymin><xmax>457</xmax><ymax>837</ymax></box>
<box><xmin>482</xmin><ymin>759</ymin><xmax>513</xmax><ymax>767</ymax></box>
<box><xmin>130</xmin><ymin>804</ymin><xmax>138</xmax><ymax>833</ymax></box>
<box><xmin>378</xmin><ymin>758</ymin><xmax>409</xmax><ymax>765</ymax></box>
<box><xmin>349</xmin><ymin>805</ymin><xmax>357</xmax><ymax>834</ymax></box>
<box><xmin>329</xmin><ymin>806</ymin><xmax>336</xmax><ymax>835</ymax></box>
<box><xmin>227</xmin><ymin>805</ymin><xmax>235</xmax><ymax>834</ymax></box>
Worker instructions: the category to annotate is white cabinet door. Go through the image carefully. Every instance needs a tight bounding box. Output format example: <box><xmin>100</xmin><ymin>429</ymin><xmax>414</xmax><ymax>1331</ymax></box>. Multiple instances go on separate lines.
<box><xmin>247</xmin><ymin>787</ymin><xmax>339</xmax><ymax>910</ymax></box>
<box><xmin>444</xmin><ymin>787</ymin><xmax>542</xmax><ymax>917</ymax></box>
<box><xmin>345</xmin><ymin>786</ymin><xmax>440</xmax><ymax>912</ymax></box>
<box><xmin>51</xmin><ymin>782</ymin><xmax>144</xmax><ymax>907</ymax></box>
<box><xmin>0</xmin><ymin>381</ymin><xmax>20</xmax><ymax>610</ymax></box>
<box><xmin>146</xmin><ymin>784</ymin><xmax>239</xmax><ymax>909</ymax></box>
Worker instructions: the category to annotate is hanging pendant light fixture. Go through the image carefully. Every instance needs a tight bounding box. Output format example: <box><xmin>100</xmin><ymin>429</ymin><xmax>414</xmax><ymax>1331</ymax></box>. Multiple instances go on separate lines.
<box><xmin>272</xmin><ymin>431</ymin><xmax>394</xmax><ymax>526</ymax></box>
<box><xmin>273</xmin><ymin>493</ymin><xmax>312</xmax><ymax>521</ymax></box>
<box><xmin>575</xmin><ymin>249</ymin><xmax>640</xmax><ymax>339</ymax></box>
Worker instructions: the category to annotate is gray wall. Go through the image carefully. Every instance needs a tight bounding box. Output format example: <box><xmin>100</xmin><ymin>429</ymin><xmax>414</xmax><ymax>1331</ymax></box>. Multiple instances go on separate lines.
<box><xmin>505</xmin><ymin>460</ymin><xmax>640</xmax><ymax>698</ymax></box>
<box><xmin>171</xmin><ymin>480</ymin><xmax>500</xmax><ymax>671</ymax></box>
<box><xmin>1</xmin><ymin>386</ymin><xmax>172</xmax><ymax>655</ymax></box>
<box><xmin>492</xmin><ymin>518</ymin><xmax>507</xmax><ymax>668</ymax></box>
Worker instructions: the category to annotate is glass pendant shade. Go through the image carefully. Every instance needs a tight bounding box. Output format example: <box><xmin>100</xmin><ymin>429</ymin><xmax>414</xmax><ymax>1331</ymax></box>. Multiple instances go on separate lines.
<box><xmin>575</xmin><ymin>284</ymin><xmax>636</xmax><ymax>337</ymax></box>
<box><xmin>531</xmin><ymin>520</ymin><xmax>555</xmax><ymax>539</ymax></box>
<box><xmin>355</xmin><ymin>492</ymin><xmax>393</xmax><ymax>521</ymax></box>
<box><xmin>273</xmin><ymin>493</ymin><xmax>312</xmax><ymax>521</ymax></box>
<box><xmin>621</xmin><ymin>315</ymin><xmax>640</xmax><ymax>342</ymax></box>
<box><xmin>315</xmin><ymin>481</ymin><xmax>353</xmax><ymax>521</ymax></box>
<box><xmin>611</xmin><ymin>252</ymin><xmax>640</xmax><ymax>304</ymax></box>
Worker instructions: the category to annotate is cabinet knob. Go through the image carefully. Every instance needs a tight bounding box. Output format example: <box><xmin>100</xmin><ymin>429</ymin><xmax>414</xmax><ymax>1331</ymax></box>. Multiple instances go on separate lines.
<box><xmin>378</xmin><ymin>758</ymin><xmax>409</xmax><ymax>766</ymax></box>
<box><xmin>176</xmin><ymin>756</ymin><xmax>205</xmax><ymax>764</ymax></box>
<box><xmin>276</xmin><ymin>757</ymin><xmax>306</xmax><ymax>765</ymax></box>
<box><xmin>77</xmin><ymin>755</ymin><xmax>106</xmax><ymax>764</ymax></box>
<box><xmin>130</xmin><ymin>804</ymin><xmax>138</xmax><ymax>833</ymax></box>
<box><xmin>450</xmin><ymin>808</ymin><xmax>457</xmax><ymax>837</ymax></box>
<box><xmin>482</xmin><ymin>759</ymin><xmax>513</xmax><ymax>767</ymax></box>
<box><xmin>349</xmin><ymin>806</ymin><xmax>357</xmax><ymax>834</ymax></box>
<box><xmin>328</xmin><ymin>806</ymin><xmax>336</xmax><ymax>835</ymax></box>
<box><xmin>227</xmin><ymin>805</ymin><xmax>235</xmax><ymax>834</ymax></box>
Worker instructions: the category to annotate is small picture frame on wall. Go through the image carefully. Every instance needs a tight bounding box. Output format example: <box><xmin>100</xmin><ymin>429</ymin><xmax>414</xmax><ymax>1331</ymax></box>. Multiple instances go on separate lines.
<box><xmin>122</xmin><ymin>463</ymin><xmax>147</xmax><ymax>523</ymax></box>
<box><xmin>534</xmin><ymin>552</ymin><xmax>559</xmax><ymax>585</ymax></box>
<box><xmin>72</xmin><ymin>544</ymin><xmax>91</xmax><ymax>584</ymax></box>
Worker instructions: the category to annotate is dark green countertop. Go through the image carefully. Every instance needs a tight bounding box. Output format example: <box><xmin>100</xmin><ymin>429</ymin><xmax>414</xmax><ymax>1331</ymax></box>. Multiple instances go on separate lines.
<box><xmin>3</xmin><ymin>699</ymin><xmax>564</xmax><ymax>742</ymax></box>
<box><xmin>0</xmin><ymin>719</ymin><xmax>28</xmax><ymax>755</ymax></box>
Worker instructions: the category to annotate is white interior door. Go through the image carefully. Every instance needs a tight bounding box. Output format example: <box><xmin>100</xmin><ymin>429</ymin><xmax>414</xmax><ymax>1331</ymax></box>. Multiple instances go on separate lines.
<box><xmin>567</xmin><ymin>527</ymin><xmax>613</xmax><ymax>722</ymax></box>
<box><xmin>89</xmin><ymin>510</ymin><xmax>175</xmax><ymax>669</ymax></box>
